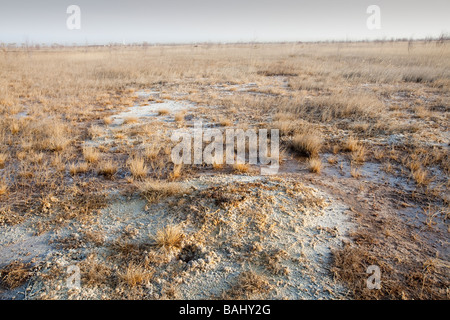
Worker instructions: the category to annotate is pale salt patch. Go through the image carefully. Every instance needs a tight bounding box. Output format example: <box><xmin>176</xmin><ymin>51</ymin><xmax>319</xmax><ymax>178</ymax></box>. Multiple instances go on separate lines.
<box><xmin>0</xmin><ymin>220</ymin><xmax>56</xmax><ymax>268</ymax></box>
<box><xmin>112</xmin><ymin>100</ymin><xmax>196</xmax><ymax>125</ymax></box>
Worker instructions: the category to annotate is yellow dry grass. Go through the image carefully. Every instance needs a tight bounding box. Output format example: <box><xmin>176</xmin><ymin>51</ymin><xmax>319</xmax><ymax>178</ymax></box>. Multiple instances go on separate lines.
<box><xmin>154</xmin><ymin>225</ymin><xmax>184</xmax><ymax>251</ymax></box>
<box><xmin>127</xmin><ymin>156</ymin><xmax>147</xmax><ymax>179</ymax></box>
<box><xmin>0</xmin><ymin>40</ymin><xmax>448</xmax><ymax>300</ymax></box>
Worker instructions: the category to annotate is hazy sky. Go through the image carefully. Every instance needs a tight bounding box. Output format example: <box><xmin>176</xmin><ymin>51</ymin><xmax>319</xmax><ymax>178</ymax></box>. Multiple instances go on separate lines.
<box><xmin>0</xmin><ymin>0</ymin><xmax>449</xmax><ymax>44</ymax></box>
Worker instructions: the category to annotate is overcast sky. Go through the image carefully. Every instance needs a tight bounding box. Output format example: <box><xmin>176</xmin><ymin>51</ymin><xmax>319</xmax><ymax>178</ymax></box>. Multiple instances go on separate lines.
<box><xmin>0</xmin><ymin>0</ymin><xmax>449</xmax><ymax>44</ymax></box>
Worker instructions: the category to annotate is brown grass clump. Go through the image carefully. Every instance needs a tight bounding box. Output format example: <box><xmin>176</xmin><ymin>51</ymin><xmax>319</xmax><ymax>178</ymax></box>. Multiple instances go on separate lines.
<box><xmin>343</xmin><ymin>136</ymin><xmax>360</xmax><ymax>152</ymax></box>
<box><xmin>33</xmin><ymin>120</ymin><xmax>70</xmax><ymax>152</ymax></box>
<box><xmin>373</xmin><ymin>148</ymin><xmax>384</xmax><ymax>160</ymax></box>
<box><xmin>97</xmin><ymin>160</ymin><xmax>118</xmax><ymax>179</ymax></box>
<box><xmin>83</xmin><ymin>146</ymin><xmax>101</xmax><ymax>163</ymax></box>
<box><xmin>127</xmin><ymin>156</ymin><xmax>147</xmax><ymax>179</ymax></box>
<box><xmin>273</xmin><ymin>120</ymin><xmax>296</xmax><ymax>136</ymax></box>
<box><xmin>170</xmin><ymin>164</ymin><xmax>183</xmax><ymax>180</ymax></box>
<box><xmin>308</xmin><ymin>157</ymin><xmax>322</xmax><ymax>174</ymax></box>
<box><xmin>123</xmin><ymin>117</ymin><xmax>139</xmax><ymax>125</ymax></box>
<box><xmin>144</xmin><ymin>145</ymin><xmax>160</xmax><ymax>160</ymax></box>
<box><xmin>212</xmin><ymin>160</ymin><xmax>225</xmax><ymax>170</ymax></box>
<box><xmin>412</xmin><ymin>167</ymin><xmax>430</xmax><ymax>186</ymax></box>
<box><xmin>69</xmin><ymin>162</ymin><xmax>89</xmax><ymax>175</ymax></box>
<box><xmin>226</xmin><ymin>271</ymin><xmax>271</xmax><ymax>299</ymax></box>
<box><xmin>103</xmin><ymin>117</ymin><xmax>113</xmax><ymax>125</ymax></box>
<box><xmin>119</xmin><ymin>263</ymin><xmax>153</xmax><ymax>287</ymax></box>
<box><xmin>158</xmin><ymin>109</ymin><xmax>170</xmax><ymax>116</ymax></box>
<box><xmin>351</xmin><ymin>167</ymin><xmax>361</xmax><ymax>178</ymax></box>
<box><xmin>327</xmin><ymin>156</ymin><xmax>338</xmax><ymax>165</ymax></box>
<box><xmin>137</xmin><ymin>179</ymin><xmax>187</xmax><ymax>203</ymax></box>
<box><xmin>81</xmin><ymin>254</ymin><xmax>113</xmax><ymax>287</ymax></box>
<box><xmin>154</xmin><ymin>225</ymin><xmax>184</xmax><ymax>251</ymax></box>
<box><xmin>351</xmin><ymin>146</ymin><xmax>366</xmax><ymax>163</ymax></box>
<box><xmin>407</xmin><ymin>159</ymin><xmax>421</xmax><ymax>172</ymax></box>
<box><xmin>291</xmin><ymin>133</ymin><xmax>322</xmax><ymax>157</ymax></box>
<box><xmin>219</xmin><ymin>118</ymin><xmax>232</xmax><ymax>127</ymax></box>
<box><xmin>0</xmin><ymin>261</ymin><xmax>31</xmax><ymax>289</ymax></box>
<box><xmin>0</xmin><ymin>153</ymin><xmax>7</xmax><ymax>168</ymax></box>
<box><xmin>174</xmin><ymin>112</ymin><xmax>185</xmax><ymax>122</ymax></box>
<box><xmin>29</xmin><ymin>152</ymin><xmax>45</xmax><ymax>164</ymax></box>
<box><xmin>233</xmin><ymin>163</ymin><xmax>250</xmax><ymax>173</ymax></box>
<box><xmin>9</xmin><ymin>120</ymin><xmax>21</xmax><ymax>135</ymax></box>
<box><xmin>0</xmin><ymin>179</ymin><xmax>7</xmax><ymax>196</ymax></box>
<box><xmin>332</xmin><ymin>237</ymin><xmax>449</xmax><ymax>300</ymax></box>
<box><xmin>88</xmin><ymin>125</ymin><xmax>104</xmax><ymax>139</ymax></box>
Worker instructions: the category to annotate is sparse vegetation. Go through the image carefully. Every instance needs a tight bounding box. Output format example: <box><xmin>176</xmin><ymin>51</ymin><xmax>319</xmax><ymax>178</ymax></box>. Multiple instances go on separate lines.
<box><xmin>127</xmin><ymin>156</ymin><xmax>147</xmax><ymax>179</ymax></box>
<box><xmin>0</xmin><ymin>40</ymin><xmax>448</xmax><ymax>300</ymax></box>
<box><xmin>69</xmin><ymin>162</ymin><xmax>89</xmax><ymax>175</ymax></box>
<box><xmin>233</xmin><ymin>163</ymin><xmax>250</xmax><ymax>173</ymax></box>
<box><xmin>291</xmin><ymin>132</ymin><xmax>322</xmax><ymax>157</ymax></box>
<box><xmin>174</xmin><ymin>112</ymin><xmax>185</xmax><ymax>122</ymax></box>
<box><xmin>137</xmin><ymin>179</ymin><xmax>187</xmax><ymax>203</ymax></box>
<box><xmin>123</xmin><ymin>117</ymin><xmax>139</xmax><ymax>125</ymax></box>
<box><xmin>226</xmin><ymin>271</ymin><xmax>271</xmax><ymax>299</ymax></box>
<box><xmin>0</xmin><ymin>261</ymin><xmax>31</xmax><ymax>289</ymax></box>
<box><xmin>158</xmin><ymin>109</ymin><xmax>170</xmax><ymax>116</ymax></box>
<box><xmin>83</xmin><ymin>146</ymin><xmax>101</xmax><ymax>163</ymax></box>
<box><xmin>308</xmin><ymin>157</ymin><xmax>322</xmax><ymax>174</ymax></box>
<box><xmin>119</xmin><ymin>263</ymin><xmax>154</xmax><ymax>287</ymax></box>
<box><xmin>154</xmin><ymin>225</ymin><xmax>184</xmax><ymax>251</ymax></box>
<box><xmin>0</xmin><ymin>153</ymin><xmax>7</xmax><ymax>168</ymax></box>
<box><xmin>0</xmin><ymin>180</ymin><xmax>7</xmax><ymax>195</ymax></box>
<box><xmin>103</xmin><ymin>117</ymin><xmax>113</xmax><ymax>125</ymax></box>
<box><xmin>97</xmin><ymin>160</ymin><xmax>118</xmax><ymax>179</ymax></box>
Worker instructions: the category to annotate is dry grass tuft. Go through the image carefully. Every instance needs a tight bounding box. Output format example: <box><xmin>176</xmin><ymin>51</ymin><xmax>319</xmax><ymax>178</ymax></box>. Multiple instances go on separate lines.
<box><xmin>33</xmin><ymin>120</ymin><xmax>70</xmax><ymax>152</ymax></box>
<box><xmin>103</xmin><ymin>117</ymin><xmax>113</xmax><ymax>125</ymax></box>
<box><xmin>88</xmin><ymin>125</ymin><xmax>104</xmax><ymax>139</ymax></box>
<box><xmin>123</xmin><ymin>117</ymin><xmax>139</xmax><ymax>125</ymax></box>
<box><xmin>226</xmin><ymin>271</ymin><xmax>271</xmax><ymax>299</ymax></box>
<box><xmin>291</xmin><ymin>133</ymin><xmax>322</xmax><ymax>157</ymax></box>
<box><xmin>170</xmin><ymin>164</ymin><xmax>183</xmax><ymax>180</ymax></box>
<box><xmin>212</xmin><ymin>159</ymin><xmax>224</xmax><ymax>170</ymax></box>
<box><xmin>343</xmin><ymin>136</ymin><xmax>360</xmax><ymax>152</ymax></box>
<box><xmin>137</xmin><ymin>179</ymin><xmax>187</xmax><ymax>203</ymax></box>
<box><xmin>351</xmin><ymin>167</ymin><xmax>361</xmax><ymax>178</ymax></box>
<box><xmin>412</xmin><ymin>167</ymin><xmax>430</xmax><ymax>186</ymax></box>
<box><xmin>0</xmin><ymin>153</ymin><xmax>7</xmax><ymax>168</ymax></box>
<box><xmin>127</xmin><ymin>156</ymin><xmax>147</xmax><ymax>179</ymax></box>
<box><xmin>154</xmin><ymin>225</ymin><xmax>184</xmax><ymax>251</ymax></box>
<box><xmin>69</xmin><ymin>162</ymin><xmax>89</xmax><ymax>175</ymax></box>
<box><xmin>373</xmin><ymin>148</ymin><xmax>384</xmax><ymax>160</ymax></box>
<box><xmin>158</xmin><ymin>109</ymin><xmax>170</xmax><ymax>116</ymax></box>
<box><xmin>0</xmin><ymin>180</ymin><xmax>7</xmax><ymax>196</ymax></box>
<box><xmin>233</xmin><ymin>163</ymin><xmax>250</xmax><ymax>173</ymax></box>
<box><xmin>219</xmin><ymin>118</ymin><xmax>233</xmax><ymax>127</ymax></box>
<box><xmin>81</xmin><ymin>254</ymin><xmax>113</xmax><ymax>287</ymax></box>
<box><xmin>174</xmin><ymin>112</ymin><xmax>185</xmax><ymax>122</ymax></box>
<box><xmin>144</xmin><ymin>145</ymin><xmax>160</xmax><ymax>160</ymax></box>
<box><xmin>97</xmin><ymin>160</ymin><xmax>118</xmax><ymax>179</ymax></box>
<box><xmin>0</xmin><ymin>261</ymin><xmax>31</xmax><ymax>289</ymax></box>
<box><xmin>351</xmin><ymin>146</ymin><xmax>366</xmax><ymax>164</ymax></box>
<box><xmin>327</xmin><ymin>156</ymin><xmax>338</xmax><ymax>165</ymax></box>
<box><xmin>119</xmin><ymin>263</ymin><xmax>153</xmax><ymax>287</ymax></box>
<box><xmin>308</xmin><ymin>157</ymin><xmax>322</xmax><ymax>174</ymax></box>
<box><xmin>83</xmin><ymin>146</ymin><xmax>101</xmax><ymax>163</ymax></box>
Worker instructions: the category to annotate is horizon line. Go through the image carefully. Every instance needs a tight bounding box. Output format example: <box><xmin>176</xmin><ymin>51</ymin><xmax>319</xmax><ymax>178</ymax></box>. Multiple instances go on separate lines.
<box><xmin>2</xmin><ymin>34</ymin><xmax>449</xmax><ymax>48</ymax></box>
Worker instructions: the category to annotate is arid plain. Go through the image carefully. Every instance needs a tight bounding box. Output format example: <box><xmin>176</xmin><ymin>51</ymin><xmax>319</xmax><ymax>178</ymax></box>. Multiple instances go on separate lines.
<box><xmin>0</xmin><ymin>41</ymin><xmax>448</xmax><ymax>299</ymax></box>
